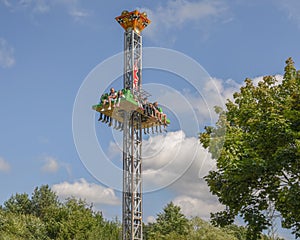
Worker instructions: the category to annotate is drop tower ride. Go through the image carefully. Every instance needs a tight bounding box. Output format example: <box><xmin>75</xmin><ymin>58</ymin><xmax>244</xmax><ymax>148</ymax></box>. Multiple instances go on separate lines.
<box><xmin>115</xmin><ymin>10</ymin><xmax>150</xmax><ymax>240</ymax></box>
<box><xmin>93</xmin><ymin>10</ymin><xmax>169</xmax><ymax>240</ymax></box>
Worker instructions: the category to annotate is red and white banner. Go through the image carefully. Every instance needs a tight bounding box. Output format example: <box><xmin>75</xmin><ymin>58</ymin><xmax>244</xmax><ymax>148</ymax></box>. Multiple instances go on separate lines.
<box><xmin>133</xmin><ymin>61</ymin><xmax>139</xmax><ymax>90</ymax></box>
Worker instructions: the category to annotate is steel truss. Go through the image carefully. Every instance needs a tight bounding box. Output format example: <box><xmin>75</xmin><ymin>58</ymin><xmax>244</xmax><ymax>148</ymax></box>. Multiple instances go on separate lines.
<box><xmin>124</xmin><ymin>30</ymin><xmax>142</xmax><ymax>92</ymax></box>
<box><xmin>122</xmin><ymin>29</ymin><xmax>143</xmax><ymax>240</ymax></box>
<box><xmin>123</xmin><ymin>111</ymin><xmax>142</xmax><ymax>240</ymax></box>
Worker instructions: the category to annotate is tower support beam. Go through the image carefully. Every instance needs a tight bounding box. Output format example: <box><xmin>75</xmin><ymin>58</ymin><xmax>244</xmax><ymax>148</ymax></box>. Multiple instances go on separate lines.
<box><xmin>122</xmin><ymin>29</ymin><xmax>143</xmax><ymax>240</ymax></box>
<box><xmin>123</xmin><ymin>111</ymin><xmax>142</xmax><ymax>240</ymax></box>
<box><xmin>116</xmin><ymin>10</ymin><xmax>151</xmax><ymax>240</ymax></box>
<box><xmin>124</xmin><ymin>30</ymin><xmax>142</xmax><ymax>92</ymax></box>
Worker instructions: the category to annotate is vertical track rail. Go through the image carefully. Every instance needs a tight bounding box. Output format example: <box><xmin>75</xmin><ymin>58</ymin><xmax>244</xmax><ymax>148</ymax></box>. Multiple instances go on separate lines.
<box><xmin>116</xmin><ymin>10</ymin><xmax>151</xmax><ymax>240</ymax></box>
<box><xmin>123</xmin><ymin>111</ymin><xmax>142</xmax><ymax>240</ymax></box>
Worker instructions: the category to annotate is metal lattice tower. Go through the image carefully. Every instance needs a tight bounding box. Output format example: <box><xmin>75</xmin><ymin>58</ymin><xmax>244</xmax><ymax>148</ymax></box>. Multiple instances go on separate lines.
<box><xmin>93</xmin><ymin>9</ymin><xmax>168</xmax><ymax>239</ymax></box>
<box><xmin>116</xmin><ymin>10</ymin><xmax>151</xmax><ymax>240</ymax></box>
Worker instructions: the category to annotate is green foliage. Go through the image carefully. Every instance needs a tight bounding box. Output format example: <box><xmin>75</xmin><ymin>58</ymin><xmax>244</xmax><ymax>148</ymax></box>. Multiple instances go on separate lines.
<box><xmin>4</xmin><ymin>193</ymin><xmax>32</xmax><ymax>215</ymax></box>
<box><xmin>188</xmin><ymin>217</ymin><xmax>239</xmax><ymax>240</ymax></box>
<box><xmin>144</xmin><ymin>210</ymin><xmax>272</xmax><ymax>240</ymax></box>
<box><xmin>144</xmin><ymin>202</ymin><xmax>253</xmax><ymax>240</ymax></box>
<box><xmin>0</xmin><ymin>208</ymin><xmax>49</xmax><ymax>240</ymax></box>
<box><xmin>31</xmin><ymin>185</ymin><xmax>60</xmax><ymax>219</ymax></box>
<box><xmin>1</xmin><ymin>188</ymin><xmax>276</xmax><ymax>240</ymax></box>
<box><xmin>0</xmin><ymin>185</ymin><xmax>121</xmax><ymax>240</ymax></box>
<box><xmin>145</xmin><ymin>202</ymin><xmax>190</xmax><ymax>239</ymax></box>
<box><xmin>199</xmin><ymin>58</ymin><xmax>300</xmax><ymax>239</ymax></box>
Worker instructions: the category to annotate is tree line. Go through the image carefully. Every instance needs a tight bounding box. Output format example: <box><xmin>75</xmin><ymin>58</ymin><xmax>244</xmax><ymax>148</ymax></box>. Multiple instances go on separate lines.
<box><xmin>0</xmin><ymin>185</ymin><xmax>281</xmax><ymax>239</ymax></box>
<box><xmin>0</xmin><ymin>185</ymin><xmax>120</xmax><ymax>239</ymax></box>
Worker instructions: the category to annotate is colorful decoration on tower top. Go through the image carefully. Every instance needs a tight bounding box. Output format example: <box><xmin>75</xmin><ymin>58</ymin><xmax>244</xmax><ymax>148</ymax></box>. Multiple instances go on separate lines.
<box><xmin>115</xmin><ymin>10</ymin><xmax>151</xmax><ymax>33</ymax></box>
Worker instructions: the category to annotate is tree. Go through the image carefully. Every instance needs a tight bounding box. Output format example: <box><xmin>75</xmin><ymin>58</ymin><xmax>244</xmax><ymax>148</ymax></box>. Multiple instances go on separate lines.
<box><xmin>56</xmin><ymin>197</ymin><xmax>103</xmax><ymax>239</ymax></box>
<box><xmin>0</xmin><ymin>207</ymin><xmax>49</xmax><ymax>240</ymax></box>
<box><xmin>0</xmin><ymin>185</ymin><xmax>121</xmax><ymax>239</ymax></box>
<box><xmin>189</xmin><ymin>217</ymin><xmax>240</xmax><ymax>240</ymax></box>
<box><xmin>199</xmin><ymin>58</ymin><xmax>300</xmax><ymax>239</ymax></box>
<box><xmin>145</xmin><ymin>202</ymin><xmax>190</xmax><ymax>239</ymax></box>
<box><xmin>31</xmin><ymin>185</ymin><xmax>60</xmax><ymax>219</ymax></box>
<box><xmin>4</xmin><ymin>193</ymin><xmax>32</xmax><ymax>215</ymax></box>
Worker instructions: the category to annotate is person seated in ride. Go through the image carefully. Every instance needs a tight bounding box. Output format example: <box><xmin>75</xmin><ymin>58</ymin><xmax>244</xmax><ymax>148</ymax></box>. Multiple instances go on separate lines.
<box><xmin>153</xmin><ymin>102</ymin><xmax>167</xmax><ymax>124</ymax></box>
<box><xmin>152</xmin><ymin>102</ymin><xmax>162</xmax><ymax>122</ymax></box>
<box><xmin>101</xmin><ymin>87</ymin><xmax>117</xmax><ymax>111</ymax></box>
<box><xmin>115</xmin><ymin>90</ymin><xmax>125</xmax><ymax>107</ymax></box>
<box><xmin>142</xmin><ymin>98</ymin><xmax>151</xmax><ymax>116</ymax></box>
<box><xmin>159</xmin><ymin>107</ymin><xmax>167</xmax><ymax>125</ymax></box>
<box><xmin>148</xmin><ymin>102</ymin><xmax>155</xmax><ymax>117</ymax></box>
<box><xmin>98</xmin><ymin>93</ymin><xmax>108</xmax><ymax>120</ymax></box>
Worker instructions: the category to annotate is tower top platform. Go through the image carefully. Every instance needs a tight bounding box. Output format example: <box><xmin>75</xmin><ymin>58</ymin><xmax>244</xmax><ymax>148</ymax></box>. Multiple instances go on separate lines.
<box><xmin>115</xmin><ymin>10</ymin><xmax>151</xmax><ymax>33</ymax></box>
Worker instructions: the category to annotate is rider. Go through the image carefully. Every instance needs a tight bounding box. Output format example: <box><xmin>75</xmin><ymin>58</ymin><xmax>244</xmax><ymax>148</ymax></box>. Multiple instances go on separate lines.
<box><xmin>153</xmin><ymin>102</ymin><xmax>167</xmax><ymax>124</ymax></box>
<box><xmin>115</xmin><ymin>90</ymin><xmax>125</xmax><ymax>107</ymax></box>
<box><xmin>101</xmin><ymin>88</ymin><xmax>117</xmax><ymax>111</ymax></box>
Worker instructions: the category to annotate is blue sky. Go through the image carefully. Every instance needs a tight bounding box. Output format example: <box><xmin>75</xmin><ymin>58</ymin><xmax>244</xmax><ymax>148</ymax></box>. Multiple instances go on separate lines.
<box><xmin>1</xmin><ymin>0</ymin><xmax>300</xmax><ymax>239</ymax></box>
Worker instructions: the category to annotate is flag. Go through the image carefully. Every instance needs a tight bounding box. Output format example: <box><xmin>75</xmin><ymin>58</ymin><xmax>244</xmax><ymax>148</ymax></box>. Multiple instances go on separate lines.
<box><xmin>133</xmin><ymin>61</ymin><xmax>139</xmax><ymax>90</ymax></box>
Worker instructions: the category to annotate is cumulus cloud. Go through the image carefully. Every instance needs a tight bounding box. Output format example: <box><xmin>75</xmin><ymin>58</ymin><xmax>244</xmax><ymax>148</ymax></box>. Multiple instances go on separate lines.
<box><xmin>187</xmin><ymin>77</ymin><xmax>235</xmax><ymax>122</ymax></box>
<box><xmin>252</xmin><ymin>74</ymin><xmax>283</xmax><ymax>86</ymax></box>
<box><xmin>0</xmin><ymin>157</ymin><xmax>11</xmax><ymax>172</ymax></box>
<box><xmin>41</xmin><ymin>156</ymin><xmax>59</xmax><ymax>173</ymax></box>
<box><xmin>140</xmin><ymin>0</ymin><xmax>229</xmax><ymax>42</ymax></box>
<box><xmin>141</xmin><ymin>76</ymin><xmax>238</xmax><ymax>137</ymax></box>
<box><xmin>146</xmin><ymin>215</ymin><xmax>156</xmax><ymax>223</ymax></box>
<box><xmin>141</xmin><ymin>130</ymin><xmax>223</xmax><ymax>218</ymax></box>
<box><xmin>147</xmin><ymin>76</ymin><xmax>240</xmax><ymax>131</ymax></box>
<box><xmin>52</xmin><ymin>178</ymin><xmax>120</xmax><ymax>205</ymax></box>
<box><xmin>173</xmin><ymin>195</ymin><xmax>223</xmax><ymax>220</ymax></box>
<box><xmin>142</xmin><ymin>74</ymin><xmax>283</xmax><ymax>218</ymax></box>
<box><xmin>0</xmin><ymin>38</ymin><xmax>15</xmax><ymax>68</ymax></box>
<box><xmin>108</xmin><ymin>74</ymin><xmax>281</xmax><ymax>219</ymax></box>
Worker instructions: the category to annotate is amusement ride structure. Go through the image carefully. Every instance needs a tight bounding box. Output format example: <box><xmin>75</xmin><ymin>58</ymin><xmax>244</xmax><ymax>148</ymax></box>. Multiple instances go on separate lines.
<box><xmin>92</xmin><ymin>10</ymin><xmax>169</xmax><ymax>240</ymax></box>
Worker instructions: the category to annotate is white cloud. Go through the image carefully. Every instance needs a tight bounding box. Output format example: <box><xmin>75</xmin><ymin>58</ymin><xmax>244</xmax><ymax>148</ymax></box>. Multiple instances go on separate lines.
<box><xmin>162</xmin><ymin>74</ymin><xmax>284</xmax><ymax>219</ymax></box>
<box><xmin>140</xmin><ymin>0</ymin><xmax>229</xmax><ymax>42</ymax></box>
<box><xmin>41</xmin><ymin>156</ymin><xmax>73</xmax><ymax>176</ymax></box>
<box><xmin>54</xmin><ymin>0</ymin><xmax>91</xmax><ymax>20</ymax></box>
<box><xmin>108</xmin><ymin>74</ymin><xmax>280</xmax><ymax>219</ymax></box>
<box><xmin>142</xmin><ymin>76</ymin><xmax>237</xmax><ymax>137</ymax></box>
<box><xmin>141</xmin><ymin>130</ymin><xmax>223</xmax><ymax>219</ymax></box>
<box><xmin>181</xmin><ymin>75</ymin><xmax>281</xmax><ymax>138</ymax></box>
<box><xmin>252</xmin><ymin>74</ymin><xmax>283</xmax><ymax>86</ymax></box>
<box><xmin>274</xmin><ymin>74</ymin><xmax>284</xmax><ymax>83</ymax></box>
<box><xmin>52</xmin><ymin>178</ymin><xmax>120</xmax><ymax>205</ymax></box>
<box><xmin>149</xmin><ymin>76</ymin><xmax>239</xmax><ymax>130</ymax></box>
<box><xmin>146</xmin><ymin>215</ymin><xmax>156</xmax><ymax>223</ymax></box>
<box><xmin>0</xmin><ymin>38</ymin><xmax>15</xmax><ymax>68</ymax></box>
<box><xmin>173</xmin><ymin>195</ymin><xmax>223</xmax><ymax>220</ymax></box>
<box><xmin>69</xmin><ymin>8</ymin><xmax>89</xmax><ymax>18</ymax></box>
<box><xmin>162</xmin><ymin>0</ymin><xmax>226</xmax><ymax>25</ymax></box>
<box><xmin>0</xmin><ymin>157</ymin><xmax>11</xmax><ymax>172</ymax></box>
<box><xmin>41</xmin><ymin>156</ymin><xmax>59</xmax><ymax>173</ymax></box>
<box><xmin>142</xmin><ymin>132</ymin><xmax>212</xmax><ymax>184</ymax></box>
<box><xmin>188</xmin><ymin>77</ymin><xmax>229</xmax><ymax>122</ymax></box>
